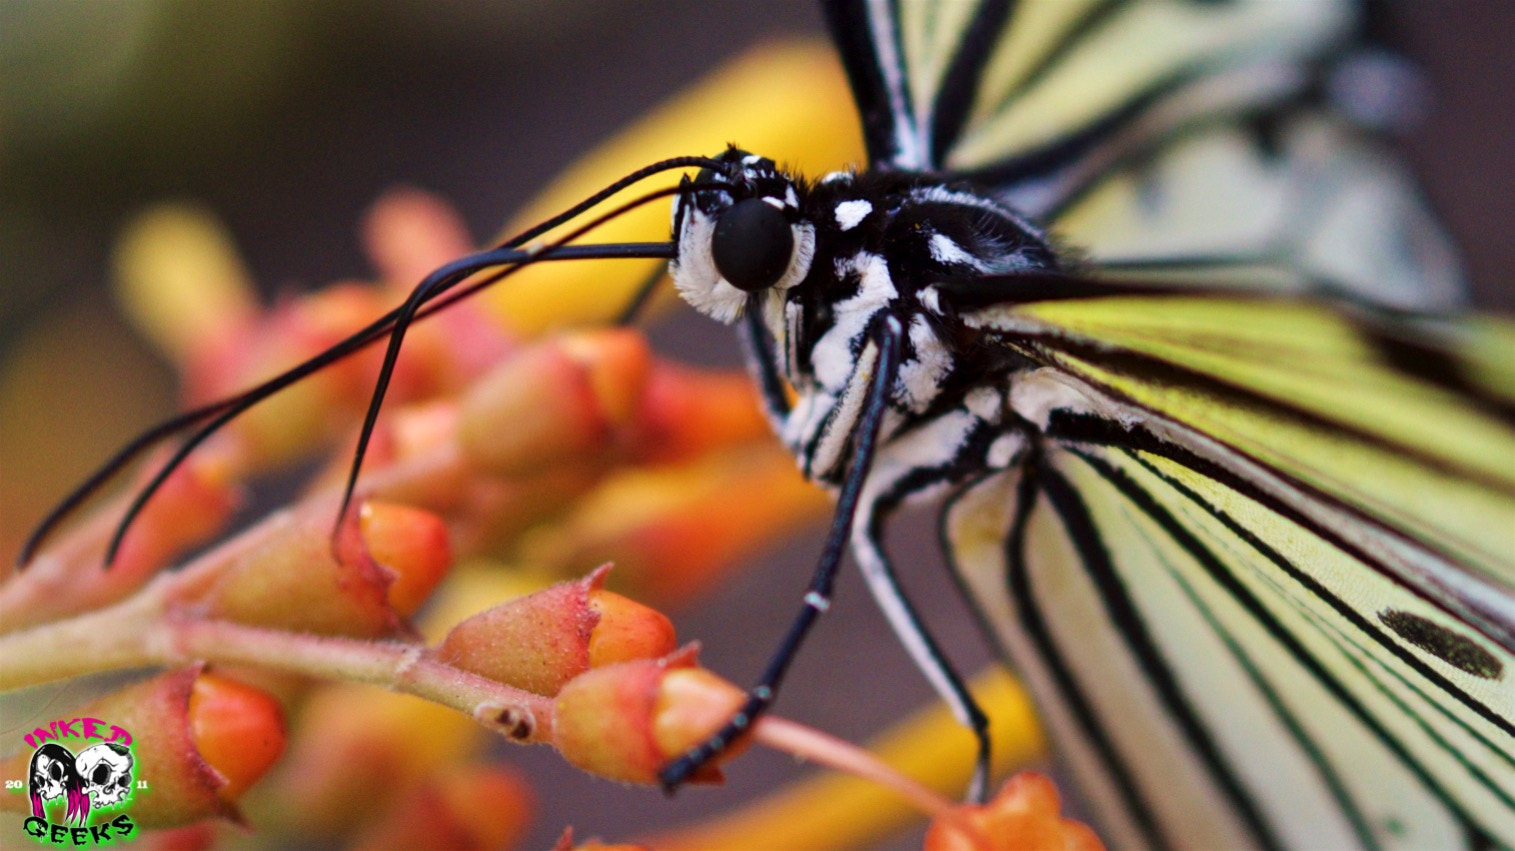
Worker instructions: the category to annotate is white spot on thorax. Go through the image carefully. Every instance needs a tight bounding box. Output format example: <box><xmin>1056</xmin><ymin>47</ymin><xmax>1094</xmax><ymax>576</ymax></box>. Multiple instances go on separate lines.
<box><xmin>929</xmin><ymin>233</ymin><xmax>981</xmax><ymax>268</ymax></box>
<box><xmin>834</xmin><ymin>199</ymin><xmax>873</xmax><ymax>231</ymax></box>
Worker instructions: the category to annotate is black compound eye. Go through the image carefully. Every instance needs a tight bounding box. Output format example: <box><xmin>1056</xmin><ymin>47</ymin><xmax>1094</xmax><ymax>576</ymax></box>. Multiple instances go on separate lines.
<box><xmin>711</xmin><ymin>198</ymin><xmax>794</xmax><ymax>292</ymax></box>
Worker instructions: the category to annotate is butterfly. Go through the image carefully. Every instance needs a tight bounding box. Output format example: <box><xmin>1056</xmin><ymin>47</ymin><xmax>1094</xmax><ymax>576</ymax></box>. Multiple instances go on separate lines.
<box><xmin>719</xmin><ymin>2</ymin><xmax>1511</xmax><ymax>848</ymax></box>
<box><xmin>21</xmin><ymin>1</ymin><xmax>1515</xmax><ymax>848</ymax></box>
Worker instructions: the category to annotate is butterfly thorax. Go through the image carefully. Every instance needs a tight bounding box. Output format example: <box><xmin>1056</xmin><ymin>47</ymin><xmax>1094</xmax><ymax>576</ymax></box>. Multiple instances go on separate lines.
<box><xmin>672</xmin><ymin>148</ymin><xmax>1057</xmax><ymax>486</ymax></box>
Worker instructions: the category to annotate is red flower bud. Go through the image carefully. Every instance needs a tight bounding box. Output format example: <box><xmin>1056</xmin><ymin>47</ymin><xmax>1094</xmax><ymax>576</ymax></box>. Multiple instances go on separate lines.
<box><xmin>552</xmin><ymin>649</ymin><xmax>747</xmax><ymax>785</ymax></box>
<box><xmin>436</xmin><ymin>566</ymin><xmax>675</xmax><ymax>696</ymax></box>
<box><xmin>457</xmin><ymin>330</ymin><xmax>649</xmax><ymax>477</ymax></box>
<box><xmin>187</xmin><ymin>673</ymin><xmax>287</xmax><ymax>803</ymax></box>
<box><xmin>190</xmin><ymin>505</ymin><xmax>405</xmax><ymax>638</ymax></box>
<box><xmin>924</xmin><ymin>772</ymin><xmax>1103</xmax><ymax>851</ymax></box>
<box><xmin>358</xmin><ymin>500</ymin><xmax>453</xmax><ymax>615</ymax></box>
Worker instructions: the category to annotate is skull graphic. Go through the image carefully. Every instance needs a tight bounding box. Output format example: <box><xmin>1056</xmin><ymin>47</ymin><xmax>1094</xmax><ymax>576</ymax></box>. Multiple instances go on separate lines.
<box><xmin>75</xmin><ymin>743</ymin><xmax>133</xmax><ymax>808</ymax></box>
<box><xmin>28</xmin><ymin>743</ymin><xmax>76</xmax><ymax>817</ymax></box>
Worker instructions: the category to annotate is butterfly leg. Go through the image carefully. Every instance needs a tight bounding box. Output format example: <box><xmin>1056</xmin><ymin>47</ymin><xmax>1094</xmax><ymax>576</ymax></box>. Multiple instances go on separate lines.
<box><xmin>852</xmin><ymin>497</ymin><xmax>993</xmax><ymax>802</ymax></box>
<box><xmin>659</xmin><ymin>315</ymin><xmax>905</xmax><ymax>791</ymax></box>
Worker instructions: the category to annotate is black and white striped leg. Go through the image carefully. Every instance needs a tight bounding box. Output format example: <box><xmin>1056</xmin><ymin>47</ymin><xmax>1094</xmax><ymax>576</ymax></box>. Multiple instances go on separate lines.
<box><xmin>852</xmin><ymin>499</ymin><xmax>993</xmax><ymax>802</ymax></box>
<box><xmin>658</xmin><ymin>314</ymin><xmax>905</xmax><ymax>791</ymax></box>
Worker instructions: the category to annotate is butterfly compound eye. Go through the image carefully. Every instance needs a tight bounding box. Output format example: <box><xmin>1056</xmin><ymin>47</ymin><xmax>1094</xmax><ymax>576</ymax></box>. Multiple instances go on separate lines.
<box><xmin>711</xmin><ymin>198</ymin><xmax>794</xmax><ymax>292</ymax></box>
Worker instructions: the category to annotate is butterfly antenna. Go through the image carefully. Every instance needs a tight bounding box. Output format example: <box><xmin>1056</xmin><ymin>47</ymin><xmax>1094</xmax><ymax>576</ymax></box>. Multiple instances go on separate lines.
<box><xmin>330</xmin><ymin>180</ymin><xmax>705</xmax><ymax>527</ymax></box>
<box><xmin>25</xmin><ymin>157</ymin><xmax>725</xmax><ymax>567</ymax></box>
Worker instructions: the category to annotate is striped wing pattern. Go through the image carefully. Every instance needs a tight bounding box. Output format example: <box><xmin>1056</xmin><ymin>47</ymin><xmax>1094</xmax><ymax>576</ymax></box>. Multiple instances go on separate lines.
<box><xmin>827</xmin><ymin>0</ymin><xmax>1465</xmax><ymax>309</ymax></box>
<box><xmin>945</xmin><ymin>300</ymin><xmax>1515</xmax><ymax>848</ymax></box>
<box><xmin>819</xmin><ymin>0</ymin><xmax>1515</xmax><ymax>846</ymax></box>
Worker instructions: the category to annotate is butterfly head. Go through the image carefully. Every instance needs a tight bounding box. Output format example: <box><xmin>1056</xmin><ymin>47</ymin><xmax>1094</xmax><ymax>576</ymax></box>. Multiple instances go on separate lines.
<box><xmin>670</xmin><ymin>148</ymin><xmax>816</xmax><ymax>324</ymax></box>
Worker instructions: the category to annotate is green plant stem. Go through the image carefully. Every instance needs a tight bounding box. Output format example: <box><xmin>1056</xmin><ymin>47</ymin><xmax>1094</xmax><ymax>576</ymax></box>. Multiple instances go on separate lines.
<box><xmin>0</xmin><ymin>587</ymin><xmax>555</xmax><ymax>744</ymax></box>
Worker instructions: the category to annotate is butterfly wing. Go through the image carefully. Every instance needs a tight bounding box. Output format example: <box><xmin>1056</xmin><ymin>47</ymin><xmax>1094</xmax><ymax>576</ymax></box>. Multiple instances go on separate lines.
<box><xmin>823</xmin><ymin>0</ymin><xmax>1465</xmax><ymax>309</ymax></box>
<box><xmin>944</xmin><ymin>297</ymin><xmax>1515</xmax><ymax>848</ymax></box>
<box><xmin>821</xmin><ymin>2</ymin><xmax>1511</xmax><ymax>845</ymax></box>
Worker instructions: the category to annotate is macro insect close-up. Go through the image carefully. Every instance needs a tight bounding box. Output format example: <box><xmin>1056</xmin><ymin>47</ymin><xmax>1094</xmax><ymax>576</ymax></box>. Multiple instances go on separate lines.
<box><xmin>3</xmin><ymin>2</ymin><xmax>1513</xmax><ymax>849</ymax></box>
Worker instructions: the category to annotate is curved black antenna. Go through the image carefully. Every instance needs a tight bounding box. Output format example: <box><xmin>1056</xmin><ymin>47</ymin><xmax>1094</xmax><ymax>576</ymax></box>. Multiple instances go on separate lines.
<box><xmin>502</xmin><ymin>156</ymin><xmax>727</xmax><ymax>248</ymax></box>
<box><xmin>23</xmin><ymin>155</ymin><xmax>729</xmax><ymax>567</ymax></box>
<box><xmin>332</xmin><ymin>180</ymin><xmax>710</xmax><ymax>530</ymax></box>
<box><xmin>99</xmin><ymin>180</ymin><xmax>722</xmax><ymax>565</ymax></box>
<box><xmin>106</xmin><ymin>242</ymin><xmax>672</xmax><ymax>565</ymax></box>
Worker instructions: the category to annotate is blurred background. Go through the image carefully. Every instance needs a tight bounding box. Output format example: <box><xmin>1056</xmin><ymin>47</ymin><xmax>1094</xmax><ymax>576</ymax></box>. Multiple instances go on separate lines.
<box><xmin>2</xmin><ymin>1</ymin><xmax>1511</xmax><ymax>847</ymax></box>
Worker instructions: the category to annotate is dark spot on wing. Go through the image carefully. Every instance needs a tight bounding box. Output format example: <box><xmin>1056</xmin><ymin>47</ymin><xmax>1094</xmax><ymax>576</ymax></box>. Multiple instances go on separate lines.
<box><xmin>1379</xmin><ymin>609</ymin><xmax>1503</xmax><ymax>680</ymax></box>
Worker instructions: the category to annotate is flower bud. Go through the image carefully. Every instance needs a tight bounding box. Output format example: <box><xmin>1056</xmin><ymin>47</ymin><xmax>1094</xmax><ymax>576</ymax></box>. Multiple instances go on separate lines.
<box><xmin>188</xmin><ymin>284</ymin><xmax>407</xmax><ymax>466</ymax></box>
<box><xmin>362</xmin><ymin>188</ymin><xmax>474</xmax><ymax>288</ymax></box>
<box><xmin>523</xmin><ymin>445</ymin><xmax>828</xmax><ymax>605</ymax></box>
<box><xmin>3</xmin><ymin>447</ymin><xmax>242</xmax><ymax>631</ymax></box>
<box><xmin>358</xmin><ymin>500</ymin><xmax>452</xmax><ymax>615</ymax></box>
<box><xmin>436</xmin><ymin>565</ymin><xmax>675</xmax><ymax>696</ymax></box>
<box><xmin>457</xmin><ymin>330</ymin><xmax>649</xmax><ymax>477</ymax></box>
<box><xmin>552</xmin><ymin>650</ymin><xmax>747</xmax><ymax>785</ymax></box>
<box><xmin>113</xmin><ymin>449</ymin><xmax>240</xmax><ymax>578</ymax></box>
<box><xmin>924</xmin><ymin>772</ymin><xmax>1103</xmax><ymax>851</ymax></box>
<box><xmin>191</xmin><ymin>505</ymin><xmax>405</xmax><ymax>638</ymax></box>
<box><xmin>112</xmin><ymin>203</ymin><xmax>258</xmax><ymax>367</ymax></box>
<box><xmin>0</xmin><ymin>668</ymin><xmax>283</xmax><ymax>828</ymax></box>
<box><xmin>186</xmin><ymin>673</ymin><xmax>287</xmax><ymax>803</ymax></box>
<box><xmin>630</xmin><ymin>363</ymin><xmax>770</xmax><ymax>463</ymax></box>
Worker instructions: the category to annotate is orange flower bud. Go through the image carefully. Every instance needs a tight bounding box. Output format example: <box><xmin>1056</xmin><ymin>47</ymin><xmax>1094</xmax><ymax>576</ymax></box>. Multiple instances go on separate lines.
<box><xmin>0</xmin><ymin>669</ymin><xmax>242</xmax><ymax>828</ymax></box>
<box><xmin>436</xmin><ymin>566</ymin><xmax>675</xmax><ymax>696</ymax></box>
<box><xmin>630</xmin><ymin>363</ymin><xmax>770</xmax><ymax>463</ymax></box>
<box><xmin>190</xmin><ymin>506</ymin><xmax>405</xmax><ymax>638</ymax></box>
<box><xmin>457</xmin><ymin>330</ymin><xmax>649</xmax><ymax>477</ymax></box>
<box><xmin>551</xmin><ymin>650</ymin><xmax>747</xmax><ymax>785</ymax></box>
<box><xmin>524</xmin><ymin>445</ymin><xmax>828</xmax><ymax>605</ymax></box>
<box><xmin>586</xmin><ymin>586</ymin><xmax>677</xmax><ymax>669</ymax></box>
<box><xmin>349</xmin><ymin>764</ymin><xmax>534</xmax><ymax>851</ymax></box>
<box><xmin>186</xmin><ymin>673</ymin><xmax>287</xmax><ymax>803</ymax></box>
<box><xmin>358</xmin><ymin>500</ymin><xmax>453</xmax><ymax>615</ymax></box>
<box><xmin>924</xmin><ymin>772</ymin><xmax>1104</xmax><ymax>851</ymax></box>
